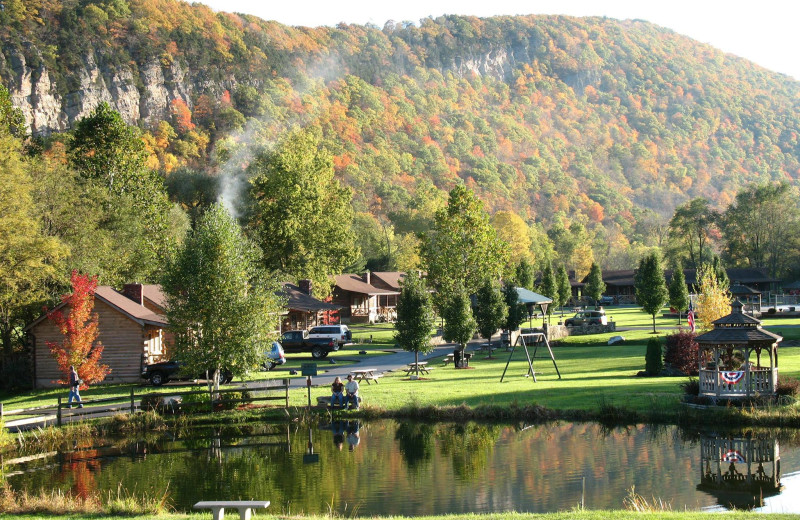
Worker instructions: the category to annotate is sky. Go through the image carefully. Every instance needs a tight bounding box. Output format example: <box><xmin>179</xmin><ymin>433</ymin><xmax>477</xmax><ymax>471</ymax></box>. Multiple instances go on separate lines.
<box><xmin>194</xmin><ymin>0</ymin><xmax>800</xmax><ymax>80</ymax></box>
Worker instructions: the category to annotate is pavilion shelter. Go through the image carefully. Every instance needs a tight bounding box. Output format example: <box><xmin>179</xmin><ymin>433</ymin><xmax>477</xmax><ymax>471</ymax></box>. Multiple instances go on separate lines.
<box><xmin>696</xmin><ymin>300</ymin><xmax>781</xmax><ymax>399</ymax></box>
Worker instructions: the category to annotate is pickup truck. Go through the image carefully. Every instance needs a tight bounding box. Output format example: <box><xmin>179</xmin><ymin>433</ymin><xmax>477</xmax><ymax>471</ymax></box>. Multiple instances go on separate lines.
<box><xmin>280</xmin><ymin>330</ymin><xmax>338</xmax><ymax>359</ymax></box>
<box><xmin>142</xmin><ymin>360</ymin><xmax>233</xmax><ymax>386</ymax></box>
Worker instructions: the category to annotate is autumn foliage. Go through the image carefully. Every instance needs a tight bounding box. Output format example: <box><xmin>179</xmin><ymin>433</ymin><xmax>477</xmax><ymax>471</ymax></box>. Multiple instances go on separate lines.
<box><xmin>46</xmin><ymin>271</ymin><xmax>110</xmax><ymax>387</ymax></box>
<box><xmin>663</xmin><ymin>330</ymin><xmax>699</xmax><ymax>376</ymax></box>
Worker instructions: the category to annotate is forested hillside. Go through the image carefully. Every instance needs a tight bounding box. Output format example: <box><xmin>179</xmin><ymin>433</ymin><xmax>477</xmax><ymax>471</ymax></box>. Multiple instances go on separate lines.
<box><xmin>3</xmin><ymin>0</ymin><xmax>800</xmax><ymax>273</ymax></box>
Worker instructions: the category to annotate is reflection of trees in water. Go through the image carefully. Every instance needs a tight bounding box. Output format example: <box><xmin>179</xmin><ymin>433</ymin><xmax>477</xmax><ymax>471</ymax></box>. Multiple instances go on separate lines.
<box><xmin>435</xmin><ymin>423</ymin><xmax>501</xmax><ymax>480</ymax></box>
<box><xmin>395</xmin><ymin>422</ymin><xmax>434</xmax><ymax>469</ymax></box>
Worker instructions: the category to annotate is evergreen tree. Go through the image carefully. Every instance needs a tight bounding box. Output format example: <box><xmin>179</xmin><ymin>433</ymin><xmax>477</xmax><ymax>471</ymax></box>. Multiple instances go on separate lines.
<box><xmin>394</xmin><ymin>273</ymin><xmax>436</xmax><ymax>377</ymax></box>
<box><xmin>645</xmin><ymin>337</ymin><xmax>663</xmax><ymax>376</ymax></box>
<box><xmin>556</xmin><ymin>266</ymin><xmax>572</xmax><ymax>314</ymax></box>
<box><xmin>635</xmin><ymin>252</ymin><xmax>669</xmax><ymax>333</ymax></box>
<box><xmin>668</xmin><ymin>260</ymin><xmax>689</xmax><ymax>325</ymax></box>
<box><xmin>584</xmin><ymin>262</ymin><xmax>606</xmax><ymax>307</ymax></box>
<box><xmin>538</xmin><ymin>263</ymin><xmax>557</xmax><ymax>314</ymax></box>
<box><xmin>162</xmin><ymin>204</ymin><xmax>283</xmax><ymax>390</ymax></box>
<box><xmin>515</xmin><ymin>258</ymin><xmax>535</xmax><ymax>290</ymax></box>
<box><xmin>502</xmin><ymin>283</ymin><xmax>526</xmax><ymax>334</ymax></box>
<box><xmin>475</xmin><ymin>279</ymin><xmax>508</xmax><ymax>357</ymax></box>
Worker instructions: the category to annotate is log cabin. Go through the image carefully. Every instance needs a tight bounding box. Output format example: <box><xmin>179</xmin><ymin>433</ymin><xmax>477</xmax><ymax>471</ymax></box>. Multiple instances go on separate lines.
<box><xmin>26</xmin><ymin>283</ymin><xmax>169</xmax><ymax>388</ymax></box>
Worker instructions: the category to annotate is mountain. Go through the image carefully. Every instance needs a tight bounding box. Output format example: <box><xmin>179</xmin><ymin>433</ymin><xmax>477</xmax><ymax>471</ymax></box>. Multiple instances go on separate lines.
<box><xmin>3</xmin><ymin>0</ymin><xmax>800</xmax><ymax>236</ymax></box>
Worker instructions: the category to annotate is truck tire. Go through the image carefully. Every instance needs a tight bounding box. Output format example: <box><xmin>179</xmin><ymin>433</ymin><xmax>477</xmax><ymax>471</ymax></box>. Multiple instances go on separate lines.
<box><xmin>149</xmin><ymin>372</ymin><xmax>167</xmax><ymax>386</ymax></box>
<box><xmin>311</xmin><ymin>345</ymin><xmax>325</xmax><ymax>359</ymax></box>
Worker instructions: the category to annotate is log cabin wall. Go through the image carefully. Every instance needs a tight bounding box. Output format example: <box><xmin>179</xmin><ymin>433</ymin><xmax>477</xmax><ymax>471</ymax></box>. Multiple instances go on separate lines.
<box><xmin>31</xmin><ymin>299</ymin><xmax>153</xmax><ymax>388</ymax></box>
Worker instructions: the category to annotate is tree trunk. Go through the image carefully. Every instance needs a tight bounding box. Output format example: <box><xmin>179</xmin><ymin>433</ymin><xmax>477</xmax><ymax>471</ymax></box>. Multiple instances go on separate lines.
<box><xmin>652</xmin><ymin>315</ymin><xmax>657</xmax><ymax>334</ymax></box>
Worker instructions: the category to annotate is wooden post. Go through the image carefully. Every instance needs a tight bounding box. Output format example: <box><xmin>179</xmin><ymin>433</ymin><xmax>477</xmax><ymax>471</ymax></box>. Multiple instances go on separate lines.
<box><xmin>130</xmin><ymin>388</ymin><xmax>135</xmax><ymax>415</ymax></box>
<box><xmin>284</xmin><ymin>378</ymin><xmax>289</xmax><ymax>408</ymax></box>
<box><xmin>0</xmin><ymin>402</ymin><xmax>4</xmax><ymax>419</ymax></box>
<box><xmin>57</xmin><ymin>397</ymin><xmax>62</xmax><ymax>427</ymax></box>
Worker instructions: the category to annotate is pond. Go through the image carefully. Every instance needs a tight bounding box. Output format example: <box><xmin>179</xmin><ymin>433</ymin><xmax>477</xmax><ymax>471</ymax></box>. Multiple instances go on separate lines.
<box><xmin>6</xmin><ymin>420</ymin><xmax>800</xmax><ymax>514</ymax></box>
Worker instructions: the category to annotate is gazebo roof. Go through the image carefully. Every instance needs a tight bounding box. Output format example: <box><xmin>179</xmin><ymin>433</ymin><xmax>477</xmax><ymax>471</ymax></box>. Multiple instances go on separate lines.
<box><xmin>729</xmin><ymin>284</ymin><xmax>760</xmax><ymax>295</ymax></box>
<box><xmin>696</xmin><ymin>300</ymin><xmax>782</xmax><ymax>346</ymax></box>
<box><xmin>515</xmin><ymin>287</ymin><xmax>552</xmax><ymax>305</ymax></box>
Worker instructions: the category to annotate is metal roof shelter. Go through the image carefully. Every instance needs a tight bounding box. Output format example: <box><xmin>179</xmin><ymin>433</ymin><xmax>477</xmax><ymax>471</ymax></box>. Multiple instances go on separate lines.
<box><xmin>515</xmin><ymin>287</ymin><xmax>552</xmax><ymax>325</ymax></box>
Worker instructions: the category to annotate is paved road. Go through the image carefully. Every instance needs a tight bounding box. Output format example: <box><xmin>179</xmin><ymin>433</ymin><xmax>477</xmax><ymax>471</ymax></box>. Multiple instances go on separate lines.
<box><xmin>3</xmin><ymin>340</ymin><xmax>473</xmax><ymax>431</ymax></box>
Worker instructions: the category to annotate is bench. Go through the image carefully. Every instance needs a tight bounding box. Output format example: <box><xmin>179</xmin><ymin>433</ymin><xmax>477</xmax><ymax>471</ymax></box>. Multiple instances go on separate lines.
<box><xmin>194</xmin><ymin>500</ymin><xmax>269</xmax><ymax>520</ymax></box>
<box><xmin>316</xmin><ymin>395</ymin><xmax>362</xmax><ymax>407</ymax></box>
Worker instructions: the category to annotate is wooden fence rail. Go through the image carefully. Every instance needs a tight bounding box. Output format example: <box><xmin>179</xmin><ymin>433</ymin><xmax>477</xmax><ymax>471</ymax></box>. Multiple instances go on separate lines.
<box><xmin>1</xmin><ymin>379</ymin><xmax>290</xmax><ymax>428</ymax></box>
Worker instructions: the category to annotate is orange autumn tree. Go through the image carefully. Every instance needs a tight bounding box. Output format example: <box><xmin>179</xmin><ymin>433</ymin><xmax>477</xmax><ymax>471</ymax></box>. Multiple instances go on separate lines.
<box><xmin>46</xmin><ymin>271</ymin><xmax>110</xmax><ymax>387</ymax></box>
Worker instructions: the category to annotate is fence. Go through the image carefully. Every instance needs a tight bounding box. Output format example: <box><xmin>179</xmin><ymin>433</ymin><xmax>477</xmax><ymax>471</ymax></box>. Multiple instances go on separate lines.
<box><xmin>1</xmin><ymin>379</ymin><xmax>290</xmax><ymax>428</ymax></box>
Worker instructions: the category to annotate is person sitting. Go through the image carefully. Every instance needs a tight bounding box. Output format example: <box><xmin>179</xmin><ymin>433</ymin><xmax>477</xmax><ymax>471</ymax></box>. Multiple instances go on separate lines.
<box><xmin>344</xmin><ymin>374</ymin><xmax>360</xmax><ymax>410</ymax></box>
<box><xmin>331</xmin><ymin>376</ymin><xmax>345</xmax><ymax>407</ymax></box>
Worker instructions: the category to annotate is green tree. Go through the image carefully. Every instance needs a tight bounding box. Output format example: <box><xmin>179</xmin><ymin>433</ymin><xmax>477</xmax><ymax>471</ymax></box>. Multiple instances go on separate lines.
<box><xmin>441</xmin><ymin>287</ymin><xmax>477</xmax><ymax>352</ymax></box>
<box><xmin>584</xmin><ymin>262</ymin><xmax>606</xmax><ymax>307</ymax></box>
<box><xmin>634</xmin><ymin>252</ymin><xmax>668</xmax><ymax>333</ymax></box>
<box><xmin>0</xmin><ymin>134</ymin><xmax>66</xmax><ymax>356</ymax></box>
<box><xmin>394</xmin><ymin>273</ymin><xmax>435</xmax><ymax>378</ymax></box>
<box><xmin>515</xmin><ymin>258</ymin><xmax>535</xmax><ymax>290</ymax></box>
<box><xmin>668</xmin><ymin>198</ymin><xmax>718</xmax><ymax>269</ymax></box>
<box><xmin>474</xmin><ymin>279</ymin><xmax>508</xmax><ymax>356</ymax></box>
<box><xmin>0</xmin><ymin>85</ymin><xmax>25</xmax><ymax>138</ymax></box>
<box><xmin>645</xmin><ymin>337</ymin><xmax>663</xmax><ymax>376</ymax></box>
<box><xmin>538</xmin><ymin>262</ymin><xmax>557</xmax><ymax>315</ymax></box>
<box><xmin>420</xmin><ymin>185</ymin><xmax>508</xmax><ymax>309</ymax></box>
<box><xmin>249</xmin><ymin>129</ymin><xmax>358</xmax><ymax>299</ymax></box>
<box><xmin>502</xmin><ymin>283</ymin><xmax>526</xmax><ymax>334</ymax></box>
<box><xmin>721</xmin><ymin>183</ymin><xmax>800</xmax><ymax>278</ymax></box>
<box><xmin>668</xmin><ymin>260</ymin><xmax>689</xmax><ymax>325</ymax></box>
<box><xmin>69</xmin><ymin>102</ymin><xmax>149</xmax><ymax>193</ymax></box>
<box><xmin>556</xmin><ymin>265</ymin><xmax>572</xmax><ymax>314</ymax></box>
<box><xmin>162</xmin><ymin>204</ymin><xmax>283</xmax><ymax>390</ymax></box>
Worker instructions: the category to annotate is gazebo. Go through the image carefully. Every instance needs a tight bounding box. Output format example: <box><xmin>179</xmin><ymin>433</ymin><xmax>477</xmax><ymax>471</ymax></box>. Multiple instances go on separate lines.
<box><xmin>696</xmin><ymin>300</ymin><xmax>782</xmax><ymax>399</ymax></box>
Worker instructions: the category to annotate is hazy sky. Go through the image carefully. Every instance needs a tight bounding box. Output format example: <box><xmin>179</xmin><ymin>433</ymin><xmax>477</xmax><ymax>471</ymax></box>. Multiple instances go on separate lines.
<box><xmin>194</xmin><ymin>0</ymin><xmax>800</xmax><ymax>80</ymax></box>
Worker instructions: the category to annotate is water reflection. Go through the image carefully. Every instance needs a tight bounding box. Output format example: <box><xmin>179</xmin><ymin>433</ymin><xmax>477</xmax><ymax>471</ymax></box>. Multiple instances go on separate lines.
<box><xmin>6</xmin><ymin>421</ymin><xmax>800</xmax><ymax>514</ymax></box>
<box><xmin>697</xmin><ymin>432</ymin><xmax>781</xmax><ymax>510</ymax></box>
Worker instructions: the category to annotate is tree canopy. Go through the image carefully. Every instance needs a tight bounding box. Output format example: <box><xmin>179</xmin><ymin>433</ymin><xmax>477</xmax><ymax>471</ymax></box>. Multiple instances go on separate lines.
<box><xmin>249</xmin><ymin>129</ymin><xmax>358</xmax><ymax>299</ymax></box>
<box><xmin>634</xmin><ymin>252</ymin><xmax>668</xmax><ymax>333</ymax></box>
<box><xmin>162</xmin><ymin>204</ymin><xmax>283</xmax><ymax>387</ymax></box>
<box><xmin>394</xmin><ymin>273</ymin><xmax>436</xmax><ymax>373</ymax></box>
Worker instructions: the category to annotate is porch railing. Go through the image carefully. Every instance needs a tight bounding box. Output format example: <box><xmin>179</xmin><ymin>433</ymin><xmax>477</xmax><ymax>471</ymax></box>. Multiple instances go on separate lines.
<box><xmin>699</xmin><ymin>368</ymin><xmax>777</xmax><ymax>397</ymax></box>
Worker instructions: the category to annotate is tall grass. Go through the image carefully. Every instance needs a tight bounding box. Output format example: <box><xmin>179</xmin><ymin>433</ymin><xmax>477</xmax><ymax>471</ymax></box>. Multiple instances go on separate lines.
<box><xmin>622</xmin><ymin>486</ymin><xmax>671</xmax><ymax>512</ymax></box>
<box><xmin>0</xmin><ymin>482</ymin><xmax>171</xmax><ymax>515</ymax></box>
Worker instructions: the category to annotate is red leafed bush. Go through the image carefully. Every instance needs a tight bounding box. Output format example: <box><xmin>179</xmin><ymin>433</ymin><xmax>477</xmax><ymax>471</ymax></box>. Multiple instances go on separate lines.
<box><xmin>664</xmin><ymin>330</ymin><xmax>699</xmax><ymax>376</ymax></box>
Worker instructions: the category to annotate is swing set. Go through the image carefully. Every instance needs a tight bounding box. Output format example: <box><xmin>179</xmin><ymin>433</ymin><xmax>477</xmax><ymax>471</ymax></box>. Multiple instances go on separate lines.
<box><xmin>500</xmin><ymin>331</ymin><xmax>562</xmax><ymax>382</ymax></box>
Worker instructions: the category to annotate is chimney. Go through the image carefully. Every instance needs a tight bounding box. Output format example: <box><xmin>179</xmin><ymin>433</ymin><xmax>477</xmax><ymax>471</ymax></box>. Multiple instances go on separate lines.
<box><xmin>122</xmin><ymin>283</ymin><xmax>144</xmax><ymax>305</ymax></box>
<box><xmin>363</xmin><ymin>270</ymin><xmax>371</xmax><ymax>285</ymax></box>
<box><xmin>568</xmin><ymin>270</ymin><xmax>576</xmax><ymax>281</ymax></box>
<box><xmin>299</xmin><ymin>279</ymin><xmax>313</xmax><ymax>296</ymax></box>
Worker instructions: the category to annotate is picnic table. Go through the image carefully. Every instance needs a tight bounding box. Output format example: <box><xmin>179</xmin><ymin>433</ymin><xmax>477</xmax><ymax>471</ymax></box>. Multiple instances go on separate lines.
<box><xmin>442</xmin><ymin>353</ymin><xmax>455</xmax><ymax>366</ymax></box>
<box><xmin>350</xmin><ymin>368</ymin><xmax>383</xmax><ymax>384</ymax></box>
<box><xmin>404</xmin><ymin>362</ymin><xmax>434</xmax><ymax>375</ymax></box>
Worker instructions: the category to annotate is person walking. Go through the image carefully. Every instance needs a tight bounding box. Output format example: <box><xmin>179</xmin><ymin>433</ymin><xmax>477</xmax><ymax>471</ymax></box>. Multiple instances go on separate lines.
<box><xmin>68</xmin><ymin>365</ymin><xmax>83</xmax><ymax>408</ymax></box>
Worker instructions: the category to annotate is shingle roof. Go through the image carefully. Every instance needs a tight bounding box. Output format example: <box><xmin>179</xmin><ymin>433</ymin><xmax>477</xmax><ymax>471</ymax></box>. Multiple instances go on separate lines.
<box><xmin>695</xmin><ymin>300</ymin><xmax>781</xmax><ymax>346</ymax></box>
<box><xmin>334</xmin><ymin>274</ymin><xmax>398</xmax><ymax>295</ymax></box>
<box><xmin>371</xmin><ymin>272</ymin><xmax>406</xmax><ymax>290</ymax></box>
<box><xmin>280</xmin><ymin>283</ymin><xmax>343</xmax><ymax>312</ymax></box>
<box><xmin>94</xmin><ymin>286</ymin><xmax>168</xmax><ymax>326</ymax></box>
<box><xmin>141</xmin><ymin>284</ymin><xmax>166</xmax><ymax>309</ymax></box>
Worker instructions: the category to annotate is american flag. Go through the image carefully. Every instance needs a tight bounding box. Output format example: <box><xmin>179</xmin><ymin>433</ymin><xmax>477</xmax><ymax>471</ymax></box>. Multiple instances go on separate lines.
<box><xmin>687</xmin><ymin>300</ymin><xmax>696</xmax><ymax>333</ymax></box>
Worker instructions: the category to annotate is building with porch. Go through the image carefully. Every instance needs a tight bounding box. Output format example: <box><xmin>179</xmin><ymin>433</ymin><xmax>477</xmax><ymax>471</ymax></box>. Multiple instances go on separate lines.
<box><xmin>332</xmin><ymin>272</ymin><xmax>401</xmax><ymax>323</ymax></box>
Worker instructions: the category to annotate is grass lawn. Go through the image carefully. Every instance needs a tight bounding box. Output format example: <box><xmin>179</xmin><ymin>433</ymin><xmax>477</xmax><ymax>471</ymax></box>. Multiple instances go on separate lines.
<box><xmin>3</xmin><ymin>308</ymin><xmax>797</xmax><ymax>419</ymax></box>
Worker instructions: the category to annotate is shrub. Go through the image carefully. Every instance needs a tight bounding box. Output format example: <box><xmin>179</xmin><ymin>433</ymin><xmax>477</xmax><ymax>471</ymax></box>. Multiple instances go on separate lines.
<box><xmin>0</xmin><ymin>354</ymin><xmax>33</xmax><ymax>391</ymax></box>
<box><xmin>777</xmin><ymin>375</ymin><xmax>800</xmax><ymax>397</ymax></box>
<box><xmin>681</xmin><ymin>378</ymin><xmax>699</xmax><ymax>396</ymax></box>
<box><xmin>664</xmin><ymin>330</ymin><xmax>699</xmax><ymax>375</ymax></box>
<box><xmin>645</xmin><ymin>337</ymin><xmax>663</xmax><ymax>376</ymax></box>
<box><xmin>139</xmin><ymin>394</ymin><xmax>164</xmax><ymax>411</ymax></box>
<box><xmin>216</xmin><ymin>390</ymin><xmax>253</xmax><ymax>411</ymax></box>
<box><xmin>180</xmin><ymin>391</ymin><xmax>211</xmax><ymax>413</ymax></box>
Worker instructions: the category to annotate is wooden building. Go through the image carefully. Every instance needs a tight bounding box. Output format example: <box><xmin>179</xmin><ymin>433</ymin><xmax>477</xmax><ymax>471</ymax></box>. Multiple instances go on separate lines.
<box><xmin>332</xmin><ymin>272</ymin><xmax>400</xmax><ymax>323</ymax></box>
<box><xmin>26</xmin><ymin>284</ymin><xmax>168</xmax><ymax>388</ymax></box>
<box><xmin>279</xmin><ymin>281</ymin><xmax>344</xmax><ymax>331</ymax></box>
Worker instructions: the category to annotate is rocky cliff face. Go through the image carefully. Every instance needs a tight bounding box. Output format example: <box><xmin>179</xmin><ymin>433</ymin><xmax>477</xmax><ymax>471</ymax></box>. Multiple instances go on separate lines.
<box><xmin>4</xmin><ymin>44</ymin><xmax>197</xmax><ymax>136</ymax></box>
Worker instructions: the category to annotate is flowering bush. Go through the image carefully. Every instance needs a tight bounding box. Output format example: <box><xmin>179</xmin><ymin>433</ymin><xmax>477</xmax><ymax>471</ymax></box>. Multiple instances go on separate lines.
<box><xmin>663</xmin><ymin>330</ymin><xmax>699</xmax><ymax>375</ymax></box>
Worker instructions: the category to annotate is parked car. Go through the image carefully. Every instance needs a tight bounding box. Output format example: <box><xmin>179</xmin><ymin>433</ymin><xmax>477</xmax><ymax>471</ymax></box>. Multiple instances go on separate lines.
<box><xmin>280</xmin><ymin>330</ymin><xmax>338</xmax><ymax>359</ymax></box>
<box><xmin>262</xmin><ymin>341</ymin><xmax>286</xmax><ymax>370</ymax></box>
<box><xmin>599</xmin><ymin>296</ymin><xmax>615</xmax><ymax>306</ymax></box>
<box><xmin>142</xmin><ymin>360</ymin><xmax>233</xmax><ymax>386</ymax></box>
<box><xmin>308</xmin><ymin>324</ymin><xmax>352</xmax><ymax>346</ymax></box>
<box><xmin>564</xmin><ymin>310</ymin><xmax>608</xmax><ymax>327</ymax></box>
